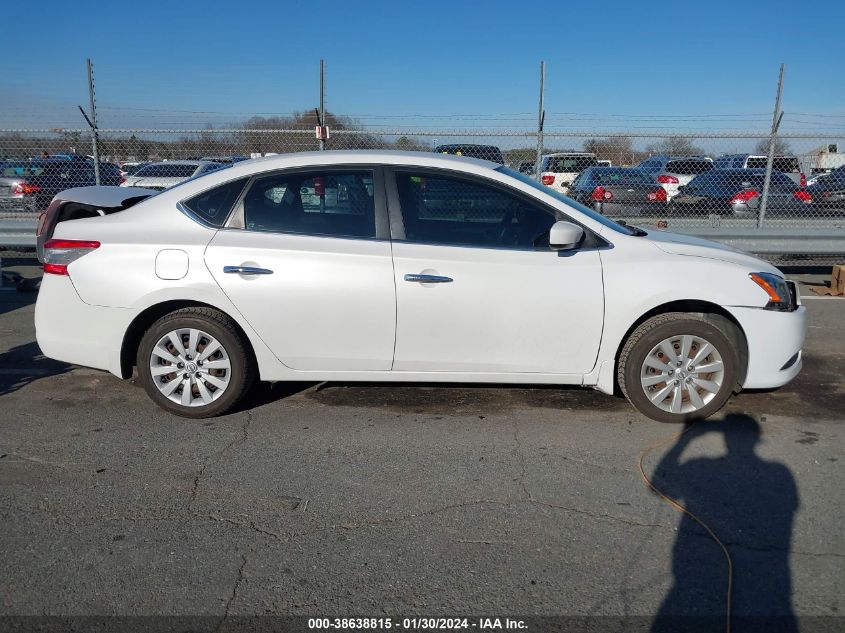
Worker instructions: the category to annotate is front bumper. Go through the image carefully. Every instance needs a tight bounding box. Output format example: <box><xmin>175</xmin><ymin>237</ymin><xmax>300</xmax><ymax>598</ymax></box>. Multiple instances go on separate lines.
<box><xmin>727</xmin><ymin>304</ymin><xmax>807</xmax><ymax>389</ymax></box>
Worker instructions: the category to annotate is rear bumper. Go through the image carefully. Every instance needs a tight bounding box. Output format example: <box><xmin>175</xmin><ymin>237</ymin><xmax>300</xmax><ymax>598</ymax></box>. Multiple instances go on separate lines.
<box><xmin>727</xmin><ymin>304</ymin><xmax>807</xmax><ymax>389</ymax></box>
<box><xmin>35</xmin><ymin>274</ymin><xmax>136</xmax><ymax>378</ymax></box>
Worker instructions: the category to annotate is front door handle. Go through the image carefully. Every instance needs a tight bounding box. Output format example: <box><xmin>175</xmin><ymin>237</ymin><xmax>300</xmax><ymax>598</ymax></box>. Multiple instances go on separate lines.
<box><xmin>404</xmin><ymin>273</ymin><xmax>453</xmax><ymax>283</ymax></box>
<box><xmin>224</xmin><ymin>266</ymin><xmax>274</xmax><ymax>275</ymax></box>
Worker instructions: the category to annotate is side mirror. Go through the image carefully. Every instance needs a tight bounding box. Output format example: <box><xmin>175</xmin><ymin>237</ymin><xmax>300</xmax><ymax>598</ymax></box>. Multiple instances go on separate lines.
<box><xmin>549</xmin><ymin>220</ymin><xmax>585</xmax><ymax>251</ymax></box>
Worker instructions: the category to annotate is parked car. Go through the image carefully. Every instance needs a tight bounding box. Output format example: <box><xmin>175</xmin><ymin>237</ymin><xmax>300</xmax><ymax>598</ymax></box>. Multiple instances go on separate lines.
<box><xmin>120</xmin><ymin>162</ymin><xmax>148</xmax><ymax>177</ymax></box>
<box><xmin>807</xmin><ymin>165</ymin><xmax>845</xmax><ymax>210</ymax></box>
<box><xmin>120</xmin><ymin>160</ymin><xmax>225</xmax><ymax>191</ymax></box>
<box><xmin>1</xmin><ymin>158</ymin><xmax>110</xmax><ymax>212</ymax></box>
<box><xmin>539</xmin><ymin>152</ymin><xmax>598</xmax><ymax>194</ymax></box>
<box><xmin>0</xmin><ymin>160</ymin><xmax>43</xmax><ymax>212</ymax></box>
<box><xmin>669</xmin><ymin>169</ymin><xmax>813</xmax><ymax>217</ymax></box>
<box><xmin>636</xmin><ymin>156</ymin><xmax>713</xmax><ymax>201</ymax></box>
<box><xmin>35</xmin><ymin>150</ymin><xmax>805</xmax><ymax>423</ymax></box>
<box><xmin>712</xmin><ymin>154</ymin><xmax>805</xmax><ymax>187</ymax></box>
<box><xmin>568</xmin><ymin>167</ymin><xmax>668</xmax><ymax>216</ymax></box>
<box><xmin>434</xmin><ymin>144</ymin><xmax>505</xmax><ymax>164</ymax></box>
<box><xmin>516</xmin><ymin>161</ymin><xmax>535</xmax><ymax>175</ymax></box>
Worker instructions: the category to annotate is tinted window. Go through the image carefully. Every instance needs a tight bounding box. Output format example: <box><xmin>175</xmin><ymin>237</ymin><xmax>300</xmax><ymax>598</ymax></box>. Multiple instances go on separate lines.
<box><xmin>396</xmin><ymin>172</ymin><xmax>557</xmax><ymax>249</ymax></box>
<box><xmin>590</xmin><ymin>168</ymin><xmax>653</xmax><ymax>184</ymax></box>
<box><xmin>665</xmin><ymin>159</ymin><xmax>713</xmax><ymax>175</ymax></box>
<box><xmin>183</xmin><ymin>178</ymin><xmax>248</xmax><ymax>227</ymax></box>
<box><xmin>746</xmin><ymin>156</ymin><xmax>800</xmax><ymax>172</ymax></box>
<box><xmin>545</xmin><ymin>156</ymin><xmax>598</xmax><ymax>173</ymax></box>
<box><xmin>243</xmin><ymin>170</ymin><xmax>375</xmax><ymax>238</ymax></box>
<box><xmin>135</xmin><ymin>164</ymin><xmax>199</xmax><ymax>178</ymax></box>
<box><xmin>200</xmin><ymin>163</ymin><xmax>225</xmax><ymax>174</ymax></box>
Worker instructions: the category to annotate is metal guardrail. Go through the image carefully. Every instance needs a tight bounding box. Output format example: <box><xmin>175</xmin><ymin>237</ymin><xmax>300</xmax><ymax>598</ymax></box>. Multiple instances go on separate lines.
<box><xmin>0</xmin><ymin>219</ymin><xmax>38</xmax><ymax>248</ymax></box>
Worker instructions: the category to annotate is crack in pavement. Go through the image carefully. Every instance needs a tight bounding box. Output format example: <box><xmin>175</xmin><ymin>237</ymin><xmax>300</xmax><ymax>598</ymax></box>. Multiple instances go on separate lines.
<box><xmin>189</xmin><ymin>410</ymin><xmax>253</xmax><ymax>510</ymax></box>
<box><xmin>216</xmin><ymin>552</ymin><xmax>248</xmax><ymax>633</ymax></box>
<box><xmin>511</xmin><ymin>418</ymin><xmax>531</xmax><ymax>500</ymax></box>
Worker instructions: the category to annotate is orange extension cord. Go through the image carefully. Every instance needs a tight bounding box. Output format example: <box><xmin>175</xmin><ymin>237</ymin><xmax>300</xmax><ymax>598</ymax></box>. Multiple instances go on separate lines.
<box><xmin>637</xmin><ymin>423</ymin><xmax>734</xmax><ymax>633</ymax></box>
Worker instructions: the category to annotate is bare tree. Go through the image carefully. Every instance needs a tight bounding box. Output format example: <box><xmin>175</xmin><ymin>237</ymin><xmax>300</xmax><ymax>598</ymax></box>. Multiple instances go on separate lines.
<box><xmin>753</xmin><ymin>137</ymin><xmax>792</xmax><ymax>155</ymax></box>
<box><xmin>644</xmin><ymin>136</ymin><xmax>703</xmax><ymax>157</ymax></box>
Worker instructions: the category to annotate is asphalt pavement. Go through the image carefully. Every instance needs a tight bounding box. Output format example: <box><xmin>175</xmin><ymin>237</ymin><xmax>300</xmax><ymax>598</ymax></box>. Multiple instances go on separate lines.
<box><xmin>0</xmin><ymin>263</ymin><xmax>842</xmax><ymax>632</ymax></box>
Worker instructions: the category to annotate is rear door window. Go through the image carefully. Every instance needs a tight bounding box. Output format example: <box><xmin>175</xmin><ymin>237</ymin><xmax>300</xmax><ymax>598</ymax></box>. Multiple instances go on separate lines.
<box><xmin>242</xmin><ymin>170</ymin><xmax>376</xmax><ymax>238</ymax></box>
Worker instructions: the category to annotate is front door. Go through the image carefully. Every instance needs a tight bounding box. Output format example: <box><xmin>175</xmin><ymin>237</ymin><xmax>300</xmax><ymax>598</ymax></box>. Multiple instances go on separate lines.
<box><xmin>388</xmin><ymin>169</ymin><xmax>605</xmax><ymax>375</ymax></box>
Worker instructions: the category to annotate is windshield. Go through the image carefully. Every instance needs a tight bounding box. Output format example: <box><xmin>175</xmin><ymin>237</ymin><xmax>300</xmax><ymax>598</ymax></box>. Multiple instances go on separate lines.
<box><xmin>497</xmin><ymin>166</ymin><xmax>638</xmax><ymax>236</ymax></box>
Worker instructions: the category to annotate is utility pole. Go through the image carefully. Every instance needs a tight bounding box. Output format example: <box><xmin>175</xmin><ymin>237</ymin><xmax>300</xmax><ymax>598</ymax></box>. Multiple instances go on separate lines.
<box><xmin>535</xmin><ymin>61</ymin><xmax>545</xmax><ymax>182</ymax></box>
<box><xmin>319</xmin><ymin>59</ymin><xmax>326</xmax><ymax>152</ymax></box>
<box><xmin>86</xmin><ymin>58</ymin><xmax>101</xmax><ymax>184</ymax></box>
<box><xmin>758</xmin><ymin>63</ymin><xmax>785</xmax><ymax>229</ymax></box>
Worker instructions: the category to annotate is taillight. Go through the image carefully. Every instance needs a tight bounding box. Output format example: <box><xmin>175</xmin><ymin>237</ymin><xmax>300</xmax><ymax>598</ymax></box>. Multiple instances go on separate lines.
<box><xmin>119</xmin><ymin>176</ymin><xmax>126</xmax><ymax>185</ymax></box>
<box><xmin>800</xmin><ymin>173</ymin><xmax>806</xmax><ymax>188</ymax></box>
<box><xmin>13</xmin><ymin>183</ymin><xmax>40</xmax><ymax>195</ymax></box>
<box><xmin>647</xmin><ymin>188</ymin><xmax>667</xmax><ymax>202</ymax></box>
<box><xmin>730</xmin><ymin>190</ymin><xmax>759</xmax><ymax>204</ymax></box>
<box><xmin>314</xmin><ymin>176</ymin><xmax>325</xmax><ymax>197</ymax></box>
<box><xmin>541</xmin><ymin>175</ymin><xmax>555</xmax><ymax>186</ymax></box>
<box><xmin>592</xmin><ymin>186</ymin><xmax>613</xmax><ymax>201</ymax></box>
<box><xmin>794</xmin><ymin>190</ymin><xmax>812</xmax><ymax>203</ymax></box>
<box><xmin>657</xmin><ymin>174</ymin><xmax>679</xmax><ymax>184</ymax></box>
<box><xmin>42</xmin><ymin>239</ymin><xmax>100</xmax><ymax>276</ymax></box>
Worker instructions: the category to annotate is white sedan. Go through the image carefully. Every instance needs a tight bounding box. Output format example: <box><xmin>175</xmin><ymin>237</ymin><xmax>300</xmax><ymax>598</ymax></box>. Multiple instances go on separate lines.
<box><xmin>35</xmin><ymin>151</ymin><xmax>806</xmax><ymax>422</ymax></box>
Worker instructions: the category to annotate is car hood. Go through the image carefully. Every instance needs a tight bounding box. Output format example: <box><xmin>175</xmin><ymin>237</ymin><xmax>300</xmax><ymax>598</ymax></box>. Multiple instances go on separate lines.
<box><xmin>643</xmin><ymin>229</ymin><xmax>780</xmax><ymax>274</ymax></box>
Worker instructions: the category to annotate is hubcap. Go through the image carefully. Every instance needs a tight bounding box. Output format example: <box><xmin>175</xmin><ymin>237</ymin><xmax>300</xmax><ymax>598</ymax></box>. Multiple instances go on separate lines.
<box><xmin>640</xmin><ymin>334</ymin><xmax>725</xmax><ymax>414</ymax></box>
<box><xmin>149</xmin><ymin>328</ymin><xmax>231</xmax><ymax>407</ymax></box>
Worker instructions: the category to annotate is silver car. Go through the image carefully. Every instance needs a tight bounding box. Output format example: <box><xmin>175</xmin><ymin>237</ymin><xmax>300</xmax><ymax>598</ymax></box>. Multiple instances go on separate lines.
<box><xmin>120</xmin><ymin>160</ymin><xmax>225</xmax><ymax>191</ymax></box>
<box><xmin>0</xmin><ymin>160</ymin><xmax>41</xmax><ymax>213</ymax></box>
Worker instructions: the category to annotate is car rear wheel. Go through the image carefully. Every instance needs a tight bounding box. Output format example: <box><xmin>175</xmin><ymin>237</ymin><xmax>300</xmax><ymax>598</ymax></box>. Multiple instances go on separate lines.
<box><xmin>137</xmin><ymin>307</ymin><xmax>254</xmax><ymax>418</ymax></box>
<box><xmin>618</xmin><ymin>313</ymin><xmax>738</xmax><ymax>423</ymax></box>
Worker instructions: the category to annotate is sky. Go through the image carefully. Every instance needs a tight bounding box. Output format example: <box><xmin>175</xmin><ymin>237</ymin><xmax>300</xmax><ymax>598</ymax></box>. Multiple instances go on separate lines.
<box><xmin>1</xmin><ymin>0</ymin><xmax>844</xmax><ymax>135</ymax></box>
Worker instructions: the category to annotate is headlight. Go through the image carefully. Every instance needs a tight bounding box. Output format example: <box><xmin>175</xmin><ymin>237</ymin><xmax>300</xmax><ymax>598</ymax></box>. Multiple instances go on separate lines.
<box><xmin>749</xmin><ymin>272</ymin><xmax>793</xmax><ymax>311</ymax></box>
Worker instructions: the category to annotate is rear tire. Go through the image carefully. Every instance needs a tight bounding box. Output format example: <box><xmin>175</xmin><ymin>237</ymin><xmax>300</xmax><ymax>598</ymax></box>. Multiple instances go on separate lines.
<box><xmin>618</xmin><ymin>312</ymin><xmax>738</xmax><ymax>423</ymax></box>
<box><xmin>137</xmin><ymin>307</ymin><xmax>254</xmax><ymax>418</ymax></box>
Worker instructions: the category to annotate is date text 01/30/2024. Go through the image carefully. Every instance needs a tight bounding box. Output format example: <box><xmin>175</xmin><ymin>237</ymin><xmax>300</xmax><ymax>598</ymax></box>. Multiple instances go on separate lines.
<box><xmin>307</xmin><ymin>617</ymin><xmax>528</xmax><ymax>630</ymax></box>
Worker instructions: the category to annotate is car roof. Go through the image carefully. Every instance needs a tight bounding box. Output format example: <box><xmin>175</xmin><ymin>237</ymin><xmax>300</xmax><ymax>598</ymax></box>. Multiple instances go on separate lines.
<box><xmin>544</xmin><ymin>152</ymin><xmax>594</xmax><ymax>157</ymax></box>
<box><xmin>231</xmin><ymin>150</ymin><xmax>500</xmax><ymax>171</ymax></box>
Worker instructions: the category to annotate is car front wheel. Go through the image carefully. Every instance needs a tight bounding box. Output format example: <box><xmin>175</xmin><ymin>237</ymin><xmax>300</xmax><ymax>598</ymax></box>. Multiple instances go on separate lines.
<box><xmin>618</xmin><ymin>313</ymin><xmax>738</xmax><ymax>423</ymax></box>
<box><xmin>137</xmin><ymin>307</ymin><xmax>254</xmax><ymax>418</ymax></box>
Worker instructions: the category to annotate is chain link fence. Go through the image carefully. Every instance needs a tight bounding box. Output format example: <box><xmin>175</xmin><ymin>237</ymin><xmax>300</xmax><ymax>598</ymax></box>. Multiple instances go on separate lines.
<box><xmin>1</xmin><ymin>126</ymin><xmax>844</xmax><ymax>260</ymax></box>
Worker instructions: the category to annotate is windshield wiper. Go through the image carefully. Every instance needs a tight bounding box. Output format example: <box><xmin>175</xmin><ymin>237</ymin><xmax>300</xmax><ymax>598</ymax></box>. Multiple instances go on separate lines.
<box><xmin>616</xmin><ymin>220</ymin><xmax>648</xmax><ymax>236</ymax></box>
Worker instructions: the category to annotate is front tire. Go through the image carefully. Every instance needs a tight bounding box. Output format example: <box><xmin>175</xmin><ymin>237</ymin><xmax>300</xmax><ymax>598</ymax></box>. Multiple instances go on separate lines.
<box><xmin>137</xmin><ymin>307</ymin><xmax>254</xmax><ymax>418</ymax></box>
<box><xmin>618</xmin><ymin>313</ymin><xmax>738</xmax><ymax>423</ymax></box>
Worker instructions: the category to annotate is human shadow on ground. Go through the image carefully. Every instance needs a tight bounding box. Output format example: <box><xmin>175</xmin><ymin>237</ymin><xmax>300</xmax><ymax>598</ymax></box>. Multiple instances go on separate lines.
<box><xmin>650</xmin><ymin>414</ymin><xmax>798</xmax><ymax>633</ymax></box>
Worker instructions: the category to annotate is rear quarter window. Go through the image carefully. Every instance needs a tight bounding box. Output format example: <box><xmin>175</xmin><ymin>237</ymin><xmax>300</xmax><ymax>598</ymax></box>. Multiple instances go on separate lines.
<box><xmin>182</xmin><ymin>178</ymin><xmax>248</xmax><ymax>227</ymax></box>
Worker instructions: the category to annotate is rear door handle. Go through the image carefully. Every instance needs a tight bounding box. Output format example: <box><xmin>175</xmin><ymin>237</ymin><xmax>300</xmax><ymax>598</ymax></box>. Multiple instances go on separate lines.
<box><xmin>224</xmin><ymin>266</ymin><xmax>274</xmax><ymax>275</ymax></box>
<box><xmin>404</xmin><ymin>273</ymin><xmax>453</xmax><ymax>283</ymax></box>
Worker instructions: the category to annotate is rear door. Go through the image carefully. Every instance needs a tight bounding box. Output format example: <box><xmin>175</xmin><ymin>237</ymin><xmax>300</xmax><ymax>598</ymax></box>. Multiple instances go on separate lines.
<box><xmin>204</xmin><ymin>167</ymin><xmax>397</xmax><ymax>371</ymax></box>
<box><xmin>387</xmin><ymin>168</ymin><xmax>604</xmax><ymax>375</ymax></box>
